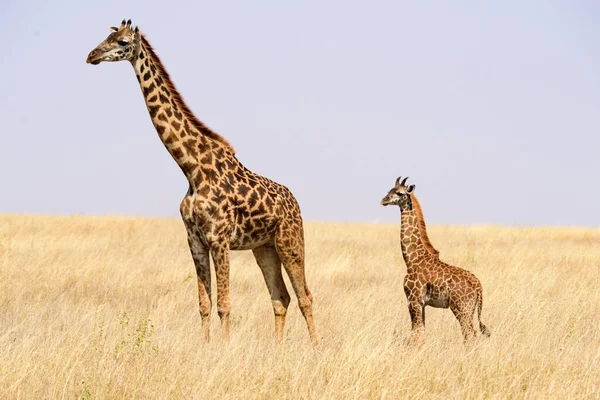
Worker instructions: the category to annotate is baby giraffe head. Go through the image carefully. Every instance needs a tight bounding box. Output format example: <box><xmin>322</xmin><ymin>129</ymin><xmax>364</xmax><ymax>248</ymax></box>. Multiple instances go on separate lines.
<box><xmin>86</xmin><ymin>19</ymin><xmax>141</xmax><ymax>65</ymax></box>
<box><xmin>380</xmin><ymin>176</ymin><xmax>415</xmax><ymax>211</ymax></box>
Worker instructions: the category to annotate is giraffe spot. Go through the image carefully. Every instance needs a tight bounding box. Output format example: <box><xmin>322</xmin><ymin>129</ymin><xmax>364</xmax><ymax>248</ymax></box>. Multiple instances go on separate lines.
<box><xmin>215</xmin><ymin>160</ymin><xmax>225</xmax><ymax>173</ymax></box>
<box><xmin>148</xmin><ymin>105</ymin><xmax>160</xmax><ymax>118</ymax></box>
<box><xmin>200</xmin><ymin>152</ymin><xmax>213</xmax><ymax>165</ymax></box>
<box><xmin>143</xmin><ymin>71</ymin><xmax>151</xmax><ymax>81</ymax></box>
<box><xmin>148</xmin><ymin>94</ymin><xmax>158</xmax><ymax>103</ymax></box>
<box><xmin>185</xmin><ymin>124</ymin><xmax>198</xmax><ymax>138</ymax></box>
<box><xmin>172</xmin><ymin>121</ymin><xmax>181</xmax><ymax>131</ymax></box>
<box><xmin>250</xmin><ymin>203</ymin><xmax>266</xmax><ymax>217</ymax></box>
<box><xmin>196</xmin><ymin>180</ymin><xmax>209</xmax><ymax>195</ymax></box>
<box><xmin>159</xmin><ymin>94</ymin><xmax>169</xmax><ymax>104</ymax></box>
<box><xmin>206</xmin><ymin>203</ymin><xmax>218</xmax><ymax>216</ymax></box>
<box><xmin>174</xmin><ymin>110</ymin><xmax>183</xmax><ymax>121</ymax></box>
<box><xmin>164</xmin><ymin>133</ymin><xmax>176</xmax><ymax>144</ymax></box>
<box><xmin>264</xmin><ymin>197</ymin><xmax>273</xmax><ymax>212</ymax></box>
<box><xmin>219</xmin><ymin>180</ymin><xmax>233</xmax><ymax>193</ymax></box>
<box><xmin>157</xmin><ymin>113</ymin><xmax>168</xmax><ymax>122</ymax></box>
<box><xmin>225</xmin><ymin>172</ymin><xmax>235</xmax><ymax>186</ymax></box>
<box><xmin>156</xmin><ymin>125</ymin><xmax>165</xmax><ymax>135</ymax></box>
<box><xmin>237</xmin><ymin>184</ymin><xmax>250</xmax><ymax>197</ymax></box>
<box><xmin>248</xmin><ymin>191</ymin><xmax>259</xmax><ymax>208</ymax></box>
<box><xmin>201</xmin><ymin>167</ymin><xmax>217</xmax><ymax>183</ymax></box>
<box><xmin>211</xmin><ymin>189</ymin><xmax>226</xmax><ymax>204</ymax></box>
<box><xmin>139</xmin><ymin>51</ymin><xmax>145</xmax><ymax>60</ymax></box>
<box><xmin>143</xmin><ymin>82</ymin><xmax>156</xmax><ymax>97</ymax></box>
<box><xmin>172</xmin><ymin>147</ymin><xmax>184</xmax><ymax>159</ymax></box>
<box><xmin>225</xmin><ymin>159</ymin><xmax>237</xmax><ymax>170</ymax></box>
<box><xmin>183</xmin><ymin>140</ymin><xmax>198</xmax><ymax>158</ymax></box>
<box><xmin>181</xmin><ymin>161</ymin><xmax>197</xmax><ymax>172</ymax></box>
<box><xmin>165</xmin><ymin>107</ymin><xmax>173</xmax><ymax>117</ymax></box>
<box><xmin>257</xmin><ymin>186</ymin><xmax>266</xmax><ymax>199</ymax></box>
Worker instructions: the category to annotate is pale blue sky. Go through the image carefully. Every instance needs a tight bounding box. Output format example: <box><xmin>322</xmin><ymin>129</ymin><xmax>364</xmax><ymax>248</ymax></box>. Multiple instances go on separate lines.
<box><xmin>1</xmin><ymin>1</ymin><xmax>598</xmax><ymax>225</ymax></box>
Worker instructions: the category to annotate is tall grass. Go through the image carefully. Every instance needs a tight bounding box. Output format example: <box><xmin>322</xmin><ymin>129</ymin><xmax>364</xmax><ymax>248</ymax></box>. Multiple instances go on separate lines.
<box><xmin>0</xmin><ymin>215</ymin><xmax>598</xmax><ymax>398</ymax></box>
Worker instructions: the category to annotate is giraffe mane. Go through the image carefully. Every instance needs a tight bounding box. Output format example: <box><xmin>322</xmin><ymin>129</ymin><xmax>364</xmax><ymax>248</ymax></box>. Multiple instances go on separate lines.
<box><xmin>410</xmin><ymin>194</ymin><xmax>440</xmax><ymax>256</ymax></box>
<box><xmin>140</xmin><ymin>35</ymin><xmax>236</xmax><ymax>154</ymax></box>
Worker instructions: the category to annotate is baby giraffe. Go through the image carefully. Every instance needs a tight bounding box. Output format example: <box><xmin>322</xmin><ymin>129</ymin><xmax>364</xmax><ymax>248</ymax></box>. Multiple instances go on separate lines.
<box><xmin>381</xmin><ymin>177</ymin><xmax>490</xmax><ymax>345</ymax></box>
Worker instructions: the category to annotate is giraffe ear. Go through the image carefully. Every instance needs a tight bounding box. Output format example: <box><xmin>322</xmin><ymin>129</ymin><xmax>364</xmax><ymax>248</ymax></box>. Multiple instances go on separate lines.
<box><xmin>407</xmin><ymin>185</ymin><xmax>415</xmax><ymax>193</ymax></box>
<box><xmin>110</xmin><ymin>26</ymin><xmax>119</xmax><ymax>32</ymax></box>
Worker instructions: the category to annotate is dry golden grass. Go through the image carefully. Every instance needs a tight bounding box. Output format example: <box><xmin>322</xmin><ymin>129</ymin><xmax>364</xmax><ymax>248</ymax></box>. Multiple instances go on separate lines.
<box><xmin>1</xmin><ymin>214</ymin><xmax>599</xmax><ymax>399</ymax></box>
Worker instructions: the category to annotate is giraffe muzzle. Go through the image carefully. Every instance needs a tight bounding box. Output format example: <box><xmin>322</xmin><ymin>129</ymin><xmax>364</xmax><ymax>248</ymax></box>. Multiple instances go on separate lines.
<box><xmin>86</xmin><ymin>50</ymin><xmax>101</xmax><ymax>65</ymax></box>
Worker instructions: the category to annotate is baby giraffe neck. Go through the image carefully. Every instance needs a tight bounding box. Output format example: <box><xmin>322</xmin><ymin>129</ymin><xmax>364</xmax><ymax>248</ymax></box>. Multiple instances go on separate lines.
<box><xmin>400</xmin><ymin>209</ymin><xmax>433</xmax><ymax>270</ymax></box>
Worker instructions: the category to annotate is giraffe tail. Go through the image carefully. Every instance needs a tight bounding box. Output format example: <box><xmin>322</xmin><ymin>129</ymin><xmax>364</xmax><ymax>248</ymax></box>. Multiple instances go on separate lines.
<box><xmin>477</xmin><ymin>293</ymin><xmax>491</xmax><ymax>338</ymax></box>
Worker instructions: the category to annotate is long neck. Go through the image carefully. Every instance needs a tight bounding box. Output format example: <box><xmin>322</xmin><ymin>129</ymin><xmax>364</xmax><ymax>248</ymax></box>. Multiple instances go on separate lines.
<box><xmin>400</xmin><ymin>199</ymin><xmax>438</xmax><ymax>270</ymax></box>
<box><xmin>130</xmin><ymin>35</ymin><xmax>235</xmax><ymax>183</ymax></box>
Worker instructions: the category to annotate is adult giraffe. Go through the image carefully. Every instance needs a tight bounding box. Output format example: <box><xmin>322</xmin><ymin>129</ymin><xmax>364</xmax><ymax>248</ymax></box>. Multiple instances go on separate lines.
<box><xmin>87</xmin><ymin>19</ymin><xmax>317</xmax><ymax>344</ymax></box>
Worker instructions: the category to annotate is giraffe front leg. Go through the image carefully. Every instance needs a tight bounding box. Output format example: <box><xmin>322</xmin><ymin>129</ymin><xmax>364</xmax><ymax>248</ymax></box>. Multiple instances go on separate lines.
<box><xmin>276</xmin><ymin>226</ymin><xmax>318</xmax><ymax>344</ymax></box>
<box><xmin>185</xmin><ymin>229</ymin><xmax>212</xmax><ymax>343</ymax></box>
<box><xmin>211</xmin><ymin>242</ymin><xmax>232</xmax><ymax>341</ymax></box>
<box><xmin>407</xmin><ymin>300</ymin><xmax>425</xmax><ymax>346</ymax></box>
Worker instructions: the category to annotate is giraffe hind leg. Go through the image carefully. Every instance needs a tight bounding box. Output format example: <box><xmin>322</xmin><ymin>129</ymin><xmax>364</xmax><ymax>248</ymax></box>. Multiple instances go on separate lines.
<box><xmin>451</xmin><ymin>303</ymin><xmax>477</xmax><ymax>346</ymax></box>
<box><xmin>275</xmin><ymin>226</ymin><xmax>318</xmax><ymax>344</ymax></box>
<box><xmin>477</xmin><ymin>293</ymin><xmax>491</xmax><ymax>338</ymax></box>
<box><xmin>253</xmin><ymin>243</ymin><xmax>291</xmax><ymax>342</ymax></box>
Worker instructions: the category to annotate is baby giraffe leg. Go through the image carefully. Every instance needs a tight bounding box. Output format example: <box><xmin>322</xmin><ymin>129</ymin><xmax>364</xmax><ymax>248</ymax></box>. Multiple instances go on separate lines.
<box><xmin>407</xmin><ymin>300</ymin><xmax>425</xmax><ymax>345</ymax></box>
<box><xmin>452</xmin><ymin>305</ymin><xmax>477</xmax><ymax>346</ymax></box>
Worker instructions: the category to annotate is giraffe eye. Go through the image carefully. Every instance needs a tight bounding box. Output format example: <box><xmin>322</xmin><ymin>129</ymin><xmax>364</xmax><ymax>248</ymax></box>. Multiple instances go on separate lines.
<box><xmin>117</xmin><ymin>40</ymin><xmax>129</xmax><ymax>46</ymax></box>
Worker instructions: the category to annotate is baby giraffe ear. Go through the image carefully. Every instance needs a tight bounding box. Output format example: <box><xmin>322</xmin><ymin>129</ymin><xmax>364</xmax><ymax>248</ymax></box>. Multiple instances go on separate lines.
<box><xmin>407</xmin><ymin>184</ymin><xmax>416</xmax><ymax>193</ymax></box>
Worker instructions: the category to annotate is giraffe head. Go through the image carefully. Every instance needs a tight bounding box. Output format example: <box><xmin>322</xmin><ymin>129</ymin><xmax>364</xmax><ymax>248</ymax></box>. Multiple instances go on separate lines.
<box><xmin>86</xmin><ymin>19</ymin><xmax>141</xmax><ymax>65</ymax></box>
<box><xmin>381</xmin><ymin>176</ymin><xmax>416</xmax><ymax>211</ymax></box>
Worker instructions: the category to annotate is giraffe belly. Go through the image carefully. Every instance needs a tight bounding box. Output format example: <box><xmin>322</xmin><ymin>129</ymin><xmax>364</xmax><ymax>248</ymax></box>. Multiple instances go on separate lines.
<box><xmin>426</xmin><ymin>297</ymin><xmax>449</xmax><ymax>308</ymax></box>
<box><xmin>229</xmin><ymin>208</ymin><xmax>279</xmax><ymax>250</ymax></box>
<box><xmin>229</xmin><ymin>222</ymin><xmax>277</xmax><ymax>250</ymax></box>
<box><xmin>230</xmin><ymin>233</ymin><xmax>273</xmax><ymax>250</ymax></box>
<box><xmin>424</xmin><ymin>284</ymin><xmax>450</xmax><ymax>308</ymax></box>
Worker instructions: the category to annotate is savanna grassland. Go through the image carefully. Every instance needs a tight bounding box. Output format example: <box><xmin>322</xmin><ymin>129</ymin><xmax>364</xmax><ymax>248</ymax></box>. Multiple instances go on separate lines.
<box><xmin>0</xmin><ymin>214</ymin><xmax>599</xmax><ymax>399</ymax></box>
